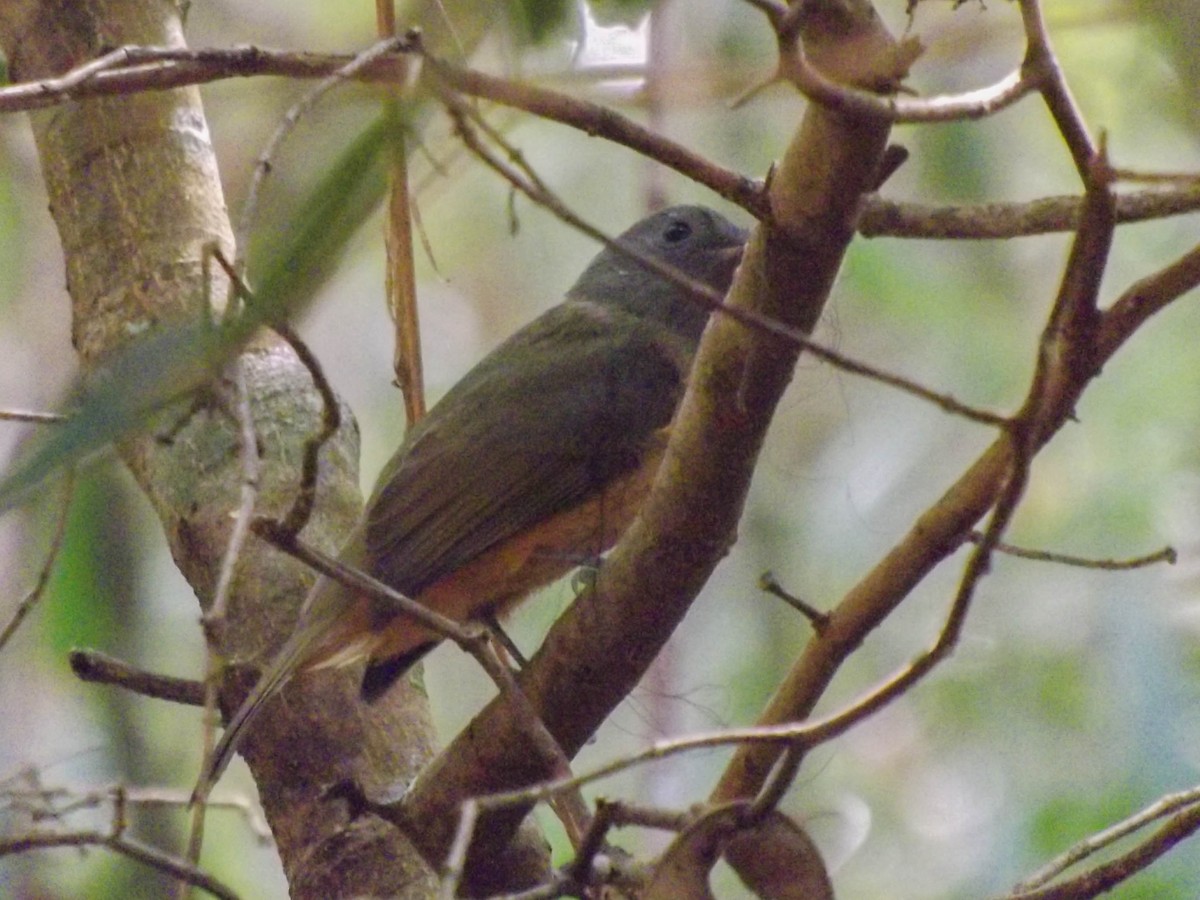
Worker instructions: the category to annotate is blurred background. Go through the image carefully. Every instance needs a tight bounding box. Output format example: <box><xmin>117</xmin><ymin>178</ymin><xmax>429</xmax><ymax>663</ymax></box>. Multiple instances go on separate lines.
<box><xmin>2</xmin><ymin>0</ymin><xmax>1200</xmax><ymax>896</ymax></box>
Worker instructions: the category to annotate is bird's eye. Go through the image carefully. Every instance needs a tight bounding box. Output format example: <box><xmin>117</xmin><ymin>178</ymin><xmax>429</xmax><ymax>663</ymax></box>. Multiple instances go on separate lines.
<box><xmin>663</xmin><ymin>220</ymin><xmax>692</xmax><ymax>243</ymax></box>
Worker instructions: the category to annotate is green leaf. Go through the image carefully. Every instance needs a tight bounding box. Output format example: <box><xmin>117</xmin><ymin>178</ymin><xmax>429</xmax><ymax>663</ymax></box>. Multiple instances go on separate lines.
<box><xmin>0</xmin><ymin>114</ymin><xmax>396</xmax><ymax>512</ymax></box>
<box><xmin>248</xmin><ymin>114</ymin><xmax>393</xmax><ymax>322</ymax></box>
<box><xmin>0</xmin><ymin>320</ymin><xmax>227</xmax><ymax>513</ymax></box>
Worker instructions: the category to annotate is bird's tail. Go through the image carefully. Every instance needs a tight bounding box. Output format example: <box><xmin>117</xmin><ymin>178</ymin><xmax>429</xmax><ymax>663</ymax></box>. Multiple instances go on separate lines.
<box><xmin>197</xmin><ymin>635</ymin><xmax>302</xmax><ymax>794</ymax></box>
<box><xmin>194</xmin><ymin>574</ymin><xmax>358</xmax><ymax>798</ymax></box>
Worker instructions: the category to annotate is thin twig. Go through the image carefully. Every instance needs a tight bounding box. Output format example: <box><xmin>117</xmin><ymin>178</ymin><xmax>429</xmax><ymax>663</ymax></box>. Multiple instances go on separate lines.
<box><xmin>206</xmin><ymin>248</ymin><xmax>340</xmax><ymax>539</ymax></box>
<box><xmin>440</xmin><ymin>84</ymin><xmax>1010</xmax><ymax>430</ymax></box>
<box><xmin>1111</xmin><ymin>167</ymin><xmax>1200</xmax><ymax>185</ymax></box>
<box><xmin>0</xmin><ymin>42</ymin><xmax>1044</xmax><ymax>129</ymax></box>
<box><xmin>420</xmin><ymin>49</ymin><xmax>769</xmax><ymax>218</ymax></box>
<box><xmin>234</xmin><ymin>36</ymin><xmax>408</xmax><ymax>272</ymax></box>
<box><xmin>252</xmin><ymin>522</ymin><xmax>471</xmax><ymax>648</ymax></box>
<box><xmin>1012</xmin><ymin>786</ymin><xmax>1200</xmax><ymax>892</ymax></box>
<box><xmin>0</xmin><ymin>408</ymin><xmax>67</xmax><ymax>423</ymax></box>
<box><xmin>566</xmin><ymin>798</ymin><xmax>616</xmax><ymax>888</ymax></box>
<box><xmin>758</xmin><ymin>572</ymin><xmax>829</xmax><ymax>632</ymax></box>
<box><xmin>439</xmin><ymin>798</ymin><xmax>479</xmax><ymax>900</ymax></box>
<box><xmin>270</xmin><ymin>324</ymin><xmax>342</xmax><ymax>538</ymax></box>
<box><xmin>186</xmin><ymin>249</ymin><xmax>260</xmax><ymax>895</ymax></box>
<box><xmin>772</xmin><ymin>3</ymin><xmax>1035</xmax><ymax>124</ymax></box>
<box><xmin>858</xmin><ymin>185</ymin><xmax>1200</xmax><ymax>240</ymax></box>
<box><xmin>463</xmin><ymin>717</ymin><xmax>849</xmax><ymax>818</ymax></box>
<box><xmin>185</xmin><ymin>356</ymin><xmax>261</xmax><ymax>896</ymax></box>
<box><xmin>725</xmin><ymin>85</ymin><xmax>1123</xmax><ymax>819</ymax></box>
<box><xmin>376</xmin><ymin>5</ymin><xmax>426</xmax><ymax>426</ymax></box>
<box><xmin>68</xmin><ymin>650</ymin><xmax>206</xmax><ymax>705</ymax></box>
<box><xmin>207</xmin><ymin>359</ymin><xmax>261</xmax><ymax>629</ymax></box>
<box><xmin>1000</xmin><ymin>800</ymin><xmax>1200</xmax><ymax>899</ymax></box>
<box><xmin>254</xmin><ymin>521</ymin><xmax>590</xmax><ymax>844</ymax></box>
<box><xmin>1018</xmin><ymin>0</ymin><xmax>1096</xmax><ymax>176</ymax></box>
<box><xmin>968</xmin><ymin>533</ymin><xmax>1177</xmax><ymax>570</ymax></box>
<box><xmin>3</xmin><ymin>45</ymin><xmax>1198</xmax><ymax>236</ymax></box>
<box><xmin>1</xmin><ymin>779</ymin><xmax>271</xmax><ymax>841</ymax></box>
<box><xmin>482</xmin><ymin>613</ymin><xmax>529</xmax><ymax>669</ymax></box>
<box><xmin>0</xmin><ymin>830</ymin><xmax>239</xmax><ymax>900</ymax></box>
<box><xmin>458</xmin><ymin>631</ymin><xmax>593</xmax><ymax>851</ymax></box>
<box><xmin>601</xmin><ymin>799</ymin><xmax>693</xmax><ymax>833</ymax></box>
<box><xmin>751</xmin><ymin>404</ymin><xmax>1039</xmax><ymax>821</ymax></box>
<box><xmin>1097</xmin><ymin>240</ymin><xmax>1200</xmax><ymax>363</ymax></box>
<box><xmin>0</xmin><ymin>472</ymin><xmax>74</xmax><ymax>653</ymax></box>
<box><xmin>21</xmin><ymin>44</ymin><xmax>140</xmax><ymax>95</ymax></box>
<box><xmin>756</xmin><ymin>86</ymin><xmax>1114</xmax><ymax>815</ymax></box>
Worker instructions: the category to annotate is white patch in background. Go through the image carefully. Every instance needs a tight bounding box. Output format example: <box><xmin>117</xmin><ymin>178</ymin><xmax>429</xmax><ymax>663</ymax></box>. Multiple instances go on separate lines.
<box><xmin>575</xmin><ymin>6</ymin><xmax>650</xmax><ymax>71</ymax></box>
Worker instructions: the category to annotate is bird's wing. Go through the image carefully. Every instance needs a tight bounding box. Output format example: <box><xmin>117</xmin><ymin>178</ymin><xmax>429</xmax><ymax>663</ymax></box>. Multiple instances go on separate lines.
<box><xmin>362</xmin><ymin>301</ymin><xmax>690</xmax><ymax>595</ymax></box>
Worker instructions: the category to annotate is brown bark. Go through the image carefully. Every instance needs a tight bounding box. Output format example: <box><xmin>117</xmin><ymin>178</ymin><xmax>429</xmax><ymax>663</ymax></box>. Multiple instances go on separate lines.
<box><xmin>387</xmin><ymin>0</ymin><xmax>906</xmax><ymax>888</ymax></box>
<box><xmin>0</xmin><ymin>1</ymin><xmax>440</xmax><ymax>896</ymax></box>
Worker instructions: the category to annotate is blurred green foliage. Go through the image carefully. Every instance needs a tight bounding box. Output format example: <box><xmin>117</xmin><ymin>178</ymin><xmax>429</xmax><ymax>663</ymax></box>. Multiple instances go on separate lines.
<box><xmin>510</xmin><ymin>0</ymin><xmax>576</xmax><ymax>43</ymax></box>
<box><xmin>0</xmin><ymin>116</ymin><xmax>395</xmax><ymax>513</ymax></box>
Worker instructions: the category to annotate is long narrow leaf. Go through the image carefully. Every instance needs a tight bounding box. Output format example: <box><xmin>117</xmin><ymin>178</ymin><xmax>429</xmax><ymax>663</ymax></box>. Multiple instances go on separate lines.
<box><xmin>0</xmin><ymin>116</ymin><xmax>395</xmax><ymax>512</ymax></box>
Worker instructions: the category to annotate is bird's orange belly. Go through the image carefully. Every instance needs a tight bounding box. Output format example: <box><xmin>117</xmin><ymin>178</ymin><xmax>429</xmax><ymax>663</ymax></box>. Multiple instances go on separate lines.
<box><xmin>323</xmin><ymin>438</ymin><xmax>669</xmax><ymax>668</ymax></box>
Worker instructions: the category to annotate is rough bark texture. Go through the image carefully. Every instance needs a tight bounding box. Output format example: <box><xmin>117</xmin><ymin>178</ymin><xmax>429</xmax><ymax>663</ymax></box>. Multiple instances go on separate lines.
<box><xmin>0</xmin><ymin>1</ymin><xmax>441</xmax><ymax>895</ymax></box>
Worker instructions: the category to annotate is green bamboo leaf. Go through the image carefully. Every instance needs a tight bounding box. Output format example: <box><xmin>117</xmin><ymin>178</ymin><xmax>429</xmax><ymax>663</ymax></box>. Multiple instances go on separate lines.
<box><xmin>0</xmin><ymin>319</ymin><xmax>227</xmax><ymax>512</ymax></box>
<box><xmin>249</xmin><ymin>115</ymin><xmax>392</xmax><ymax>322</ymax></box>
<box><xmin>0</xmin><ymin>115</ymin><xmax>395</xmax><ymax>513</ymax></box>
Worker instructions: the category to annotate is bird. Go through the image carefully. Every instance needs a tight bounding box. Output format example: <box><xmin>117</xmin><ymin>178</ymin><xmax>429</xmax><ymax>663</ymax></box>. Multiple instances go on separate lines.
<box><xmin>203</xmin><ymin>205</ymin><xmax>747</xmax><ymax>787</ymax></box>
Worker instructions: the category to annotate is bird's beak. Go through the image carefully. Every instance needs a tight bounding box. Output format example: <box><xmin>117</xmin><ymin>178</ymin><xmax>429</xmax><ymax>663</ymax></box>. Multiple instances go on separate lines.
<box><xmin>715</xmin><ymin>236</ymin><xmax>747</xmax><ymax>285</ymax></box>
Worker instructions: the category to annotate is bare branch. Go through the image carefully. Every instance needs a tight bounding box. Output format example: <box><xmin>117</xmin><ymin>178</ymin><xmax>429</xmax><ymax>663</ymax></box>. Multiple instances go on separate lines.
<box><xmin>758</xmin><ymin>572</ymin><xmax>829</xmax><ymax>632</ymax></box>
<box><xmin>381</xmin><ymin>60</ymin><xmax>427</xmax><ymax>426</ymax></box>
<box><xmin>967</xmin><ymin>534</ymin><xmax>1177</xmax><ymax>570</ymax></box>
<box><xmin>859</xmin><ymin>184</ymin><xmax>1200</xmax><ymax>240</ymax></box>
<box><xmin>0</xmin><ymin>41</ymin><xmax>1036</xmax><ymax>128</ymax></box>
<box><xmin>421</xmin><ymin>51</ymin><xmax>769</xmax><ymax>218</ymax></box>
<box><xmin>1098</xmin><ymin>241</ymin><xmax>1200</xmax><ymax>361</ymax></box>
<box><xmin>439</xmin><ymin>798</ymin><xmax>479</xmax><ymax>900</ymax></box>
<box><xmin>1</xmin><ymin>776</ymin><xmax>271</xmax><ymax>841</ymax></box>
<box><xmin>1000</xmin><ymin>798</ymin><xmax>1200</xmax><ymax>899</ymax></box>
<box><xmin>0</xmin><ymin>473</ymin><xmax>74</xmax><ymax>653</ymax></box>
<box><xmin>68</xmin><ymin>650</ymin><xmax>206</xmax><ymax>705</ymax></box>
<box><xmin>206</xmin><ymin>359</ymin><xmax>261</xmax><ymax>631</ymax></box>
<box><xmin>0</xmin><ymin>830</ymin><xmax>239</xmax><ymax>900</ymax></box>
<box><xmin>1011</xmin><ymin>786</ymin><xmax>1200</xmax><ymax>894</ymax></box>
<box><xmin>3</xmin><ymin>43</ymin><xmax>1198</xmax><ymax>241</ymax></box>
<box><xmin>392</xmin><ymin>3</ymin><xmax>906</xmax><ymax>875</ymax></box>
<box><xmin>710</xmin><ymin>113</ymin><xmax>1122</xmax><ymax>808</ymax></box>
<box><xmin>0</xmin><ymin>409</ymin><xmax>67</xmax><ymax>423</ymax></box>
<box><xmin>251</xmin><ymin>521</ymin><xmax>588</xmax><ymax>844</ymax></box>
<box><xmin>1018</xmin><ymin>0</ymin><xmax>1097</xmax><ymax>175</ymax></box>
<box><xmin>438</xmin><ymin>79</ymin><xmax>1010</xmax><ymax>430</ymax></box>
<box><xmin>268</xmin><ymin>326</ymin><xmax>342</xmax><ymax>538</ymax></box>
<box><xmin>186</xmin><ymin>355</ymin><xmax>262</xmax><ymax>888</ymax></box>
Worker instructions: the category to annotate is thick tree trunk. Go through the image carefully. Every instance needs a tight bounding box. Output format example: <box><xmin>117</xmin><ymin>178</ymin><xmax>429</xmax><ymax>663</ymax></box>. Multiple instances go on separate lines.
<box><xmin>0</xmin><ymin>1</ymin><xmax>441</xmax><ymax>895</ymax></box>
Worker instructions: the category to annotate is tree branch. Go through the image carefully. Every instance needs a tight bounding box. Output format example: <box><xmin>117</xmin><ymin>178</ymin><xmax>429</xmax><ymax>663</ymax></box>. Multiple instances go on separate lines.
<box><xmin>0</xmin><ymin>2</ymin><xmax>440</xmax><ymax>896</ymax></box>
<box><xmin>708</xmin><ymin>109</ymin><xmax>1195</xmax><ymax>812</ymax></box>
<box><xmin>69</xmin><ymin>650</ymin><xmax>206</xmax><ymax>705</ymax></box>
<box><xmin>3</xmin><ymin>44</ymin><xmax>1198</xmax><ymax>238</ymax></box>
<box><xmin>383</xmin><ymin>0</ymin><xmax>903</xmax><ymax>886</ymax></box>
